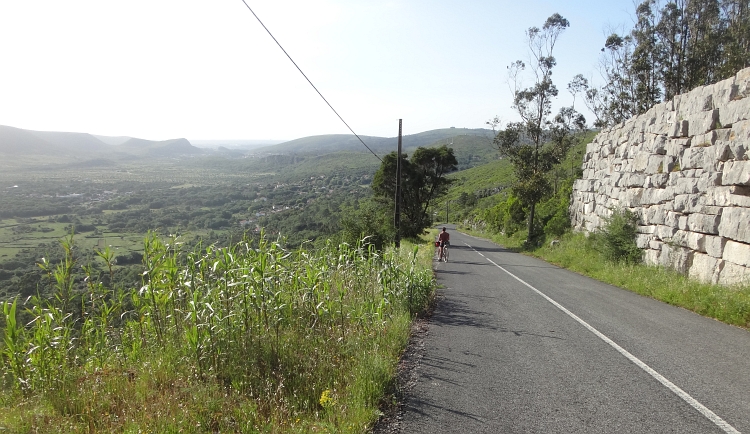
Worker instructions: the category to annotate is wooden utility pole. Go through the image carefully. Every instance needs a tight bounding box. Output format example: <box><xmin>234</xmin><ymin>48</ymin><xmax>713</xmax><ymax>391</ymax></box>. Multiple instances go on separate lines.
<box><xmin>394</xmin><ymin>119</ymin><xmax>402</xmax><ymax>248</ymax></box>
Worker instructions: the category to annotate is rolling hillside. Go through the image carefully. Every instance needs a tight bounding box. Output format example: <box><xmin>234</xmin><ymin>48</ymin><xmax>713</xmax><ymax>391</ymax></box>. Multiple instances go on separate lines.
<box><xmin>256</xmin><ymin>128</ymin><xmax>494</xmax><ymax>156</ymax></box>
<box><xmin>0</xmin><ymin>125</ymin><xmax>203</xmax><ymax>165</ymax></box>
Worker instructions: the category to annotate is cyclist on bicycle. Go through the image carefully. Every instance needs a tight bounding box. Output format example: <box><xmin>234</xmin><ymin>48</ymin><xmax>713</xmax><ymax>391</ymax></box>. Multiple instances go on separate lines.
<box><xmin>438</xmin><ymin>227</ymin><xmax>450</xmax><ymax>262</ymax></box>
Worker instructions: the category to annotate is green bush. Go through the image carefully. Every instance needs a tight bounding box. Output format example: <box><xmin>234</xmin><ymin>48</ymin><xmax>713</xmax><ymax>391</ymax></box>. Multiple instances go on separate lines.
<box><xmin>596</xmin><ymin>209</ymin><xmax>642</xmax><ymax>264</ymax></box>
<box><xmin>483</xmin><ymin>195</ymin><xmax>525</xmax><ymax>236</ymax></box>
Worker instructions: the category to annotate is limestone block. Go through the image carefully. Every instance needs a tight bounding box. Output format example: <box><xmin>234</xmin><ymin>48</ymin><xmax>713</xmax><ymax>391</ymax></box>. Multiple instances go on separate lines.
<box><xmin>625</xmin><ymin>188</ymin><xmax>644</xmax><ymax>207</ymax></box>
<box><xmin>736</xmin><ymin>67</ymin><xmax>750</xmax><ymax>93</ymax></box>
<box><xmin>726</xmin><ymin>120</ymin><xmax>750</xmax><ymax>160</ymax></box>
<box><xmin>646</xmin><ymin>155</ymin><xmax>666</xmax><ymax>174</ymax></box>
<box><xmin>722</xmin><ymin>161</ymin><xmax>750</xmax><ymax>186</ymax></box>
<box><xmin>693</xmin><ymin>131</ymin><xmax>717</xmax><ymax>147</ymax></box>
<box><xmin>687</xmin><ymin>213</ymin><xmax>721</xmax><ymax>234</ymax></box>
<box><xmin>705</xmin><ymin>235</ymin><xmax>728</xmax><ymax>258</ymax></box>
<box><xmin>665</xmin><ymin>211</ymin><xmax>682</xmax><ymax>227</ymax></box>
<box><xmin>678</xmin><ymin>215</ymin><xmax>689</xmax><ymax>230</ymax></box>
<box><xmin>671</xmin><ymin>230</ymin><xmax>707</xmax><ymax>252</ymax></box>
<box><xmin>699</xmin><ymin>172</ymin><xmax>722</xmax><ymax>190</ymax></box>
<box><xmin>713</xmin><ymin>75</ymin><xmax>740</xmax><ymax>104</ymax></box>
<box><xmin>718</xmin><ymin>97</ymin><xmax>750</xmax><ymax>127</ymax></box>
<box><xmin>723</xmin><ymin>240</ymin><xmax>750</xmax><ymax>267</ymax></box>
<box><xmin>668</xmin><ymin>170</ymin><xmax>685</xmax><ymax>186</ymax></box>
<box><xmin>705</xmin><ymin>186</ymin><xmax>750</xmax><ymax>207</ymax></box>
<box><xmin>637</xmin><ymin>225</ymin><xmax>657</xmax><ymax>234</ymax></box>
<box><xmin>718</xmin><ymin>261</ymin><xmax>750</xmax><ymax>286</ymax></box>
<box><xmin>659</xmin><ymin>244</ymin><xmax>694</xmax><ymax>273</ymax></box>
<box><xmin>706</xmin><ymin>142</ymin><xmax>733</xmax><ymax>161</ymax></box>
<box><xmin>625</xmin><ymin>173</ymin><xmax>646</xmax><ymax>188</ymax></box>
<box><xmin>681</xmin><ymin>147</ymin><xmax>705</xmax><ymax>170</ymax></box>
<box><xmin>645</xmin><ymin>134</ymin><xmax>667</xmax><ymax>154</ymax></box>
<box><xmin>636</xmin><ymin>234</ymin><xmax>652</xmax><ymax>249</ymax></box>
<box><xmin>686</xmin><ymin>109</ymin><xmax>719</xmax><ymax>136</ymax></box>
<box><xmin>666</xmin><ymin>138</ymin><xmax>690</xmax><ymax>157</ymax></box>
<box><xmin>666</xmin><ymin>156</ymin><xmax>681</xmax><ymax>173</ymax></box>
<box><xmin>656</xmin><ymin>224</ymin><xmax>677</xmax><ymax>239</ymax></box>
<box><xmin>688</xmin><ymin>254</ymin><xmax>723</xmax><ymax>284</ymax></box>
<box><xmin>674</xmin><ymin>177</ymin><xmax>700</xmax><ymax>195</ymax></box>
<box><xmin>675</xmin><ymin>195</ymin><xmax>692</xmax><ymax>213</ymax></box>
<box><xmin>649</xmin><ymin>239</ymin><xmax>662</xmax><ymax>249</ymax></box>
<box><xmin>673</xmin><ymin>194</ymin><xmax>698</xmax><ymax>213</ymax></box>
<box><xmin>633</xmin><ymin>152</ymin><xmax>651</xmax><ymax>172</ymax></box>
<box><xmin>641</xmin><ymin>188</ymin><xmax>660</xmax><ymax>206</ymax></box>
<box><xmin>643</xmin><ymin>248</ymin><xmax>661</xmax><ymax>266</ymax></box>
<box><xmin>699</xmin><ymin>205</ymin><xmax>723</xmax><ymax>216</ymax></box>
<box><xmin>718</xmin><ymin>207</ymin><xmax>750</xmax><ymax>243</ymax></box>
<box><xmin>668</xmin><ymin>119</ymin><xmax>689</xmax><ymax>138</ymax></box>
<box><xmin>643</xmin><ymin>206</ymin><xmax>667</xmax><ymax>226</ymax></box>
<box><xmin>728</xmin><ymin>119</ymin><xmax>750</xmax><ymax>145</ymax></box>
<box><xmin>650</xmin><ymin>173</ymin><xmax>669</xmax><ymax>188</ymax></box>
<box><xmin>713</xmin><ymin>128</ymin><xmax>734</xmax><ymax>145</ymax></box>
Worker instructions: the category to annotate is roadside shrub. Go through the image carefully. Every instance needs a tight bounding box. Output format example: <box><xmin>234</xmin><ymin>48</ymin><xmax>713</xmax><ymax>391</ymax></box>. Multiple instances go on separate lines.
<box><xmin>484</xmin><ymin>195</ymin><xmax>525</xmax><ymax>236</ymax></box>
<box><xmin>596</xmin><ymin>209</ymin><xmax>641</xmax><ymax>264</ymax></box>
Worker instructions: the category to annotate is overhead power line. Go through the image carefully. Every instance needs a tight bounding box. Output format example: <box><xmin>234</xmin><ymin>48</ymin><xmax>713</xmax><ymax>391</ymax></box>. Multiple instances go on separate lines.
<box><xmin>239</xmin><ymin>0</ymin><xmax>383</xmax><ymax>162</ymax></box>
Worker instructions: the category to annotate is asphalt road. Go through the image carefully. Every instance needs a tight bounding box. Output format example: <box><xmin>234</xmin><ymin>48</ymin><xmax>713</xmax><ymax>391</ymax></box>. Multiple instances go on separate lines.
<box><xmin>400</xmin><ymin>226</ymin><xmax>750</xmax><ymax>433</ymax></box>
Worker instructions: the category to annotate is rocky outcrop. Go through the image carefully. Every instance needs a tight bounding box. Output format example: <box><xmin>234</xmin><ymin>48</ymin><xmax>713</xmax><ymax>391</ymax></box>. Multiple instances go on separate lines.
<box><xmin>570</xmin><ymin>67</ymin><xmax>750</xmax><ymax>286</ymax></box>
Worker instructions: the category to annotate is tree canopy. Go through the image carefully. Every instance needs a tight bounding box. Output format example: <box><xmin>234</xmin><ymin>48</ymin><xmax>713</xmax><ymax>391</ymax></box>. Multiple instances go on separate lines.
<box><xmin>372</xmin><ymin>145</ymin><xmax>457</xmax><ymax>239</ymax></box>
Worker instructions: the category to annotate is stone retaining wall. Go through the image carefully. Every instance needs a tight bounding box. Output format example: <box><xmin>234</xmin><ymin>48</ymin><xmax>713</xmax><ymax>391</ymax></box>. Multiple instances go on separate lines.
<box><xmin>570</xmin><ymin>67</ymin><xmax>750</xmax><ymax>285</ymax></box>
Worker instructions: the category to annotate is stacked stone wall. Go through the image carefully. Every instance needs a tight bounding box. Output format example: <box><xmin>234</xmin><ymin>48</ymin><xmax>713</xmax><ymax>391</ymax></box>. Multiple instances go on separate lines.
<box><xmin>570</xmin><ymin>67</ymin><xmax>750</xmax><ymax>285</ymax></box>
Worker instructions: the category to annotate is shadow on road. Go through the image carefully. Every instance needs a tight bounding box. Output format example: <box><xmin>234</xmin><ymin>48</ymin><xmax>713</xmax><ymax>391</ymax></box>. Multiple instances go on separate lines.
<box><xmin>435</xmin><ymin>269</ymin><xmax>471</xmax><ymax>275</ymax></box>
<box><xmin>405</xmin><ymin>398</ymin><xmax>486</xmax><ymax>424</ymax></box>
<box><xmin>432</xmin><ymin>295</ymin><xmax>565</xmax><ymax>342</ymax></box>
<box><xmin>432</xmin><ymin>296</ymin><xmax>500</xmax><ymax>331</ymax></box>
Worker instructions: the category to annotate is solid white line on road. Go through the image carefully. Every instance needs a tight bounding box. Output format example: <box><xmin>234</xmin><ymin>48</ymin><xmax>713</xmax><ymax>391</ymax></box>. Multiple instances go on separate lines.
<box><xmin>465</xmin><ymin>243</ymin><xmax>741</xmax><ymax>434</ymax></box>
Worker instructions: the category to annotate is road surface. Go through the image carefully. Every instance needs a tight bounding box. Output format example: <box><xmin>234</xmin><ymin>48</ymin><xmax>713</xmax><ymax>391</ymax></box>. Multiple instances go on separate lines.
<box><xmin>399</xmin><ymin>226</ymin><xmax>750</xmax><ymax>433</ymax></box>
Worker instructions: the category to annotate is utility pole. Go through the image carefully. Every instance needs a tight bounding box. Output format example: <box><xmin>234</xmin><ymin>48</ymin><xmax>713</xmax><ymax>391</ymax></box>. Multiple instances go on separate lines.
<box><xmin>445</xmin><ymin>200</ymin><xmax>449</xmax><ymax>224</ymax></box>
<box><xmin>394</xmin><ymin>119</ymin><xmax>402</xmax><ymax>248</ymax></box>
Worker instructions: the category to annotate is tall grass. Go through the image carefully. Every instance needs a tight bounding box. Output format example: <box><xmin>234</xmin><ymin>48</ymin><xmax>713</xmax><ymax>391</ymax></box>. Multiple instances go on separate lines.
<box><xmin>533</xmin><ymin>232</ymin><xmax>750</xmax><ymax>328</ymax></box>
<box><xmin>0</xmin><ymin>232</ymin><xmax>434</xmax><ymax>433</ymax></box>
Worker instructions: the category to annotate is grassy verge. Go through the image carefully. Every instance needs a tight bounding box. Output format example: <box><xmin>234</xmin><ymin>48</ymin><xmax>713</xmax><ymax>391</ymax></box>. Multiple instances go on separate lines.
<box><xmin>460</xmin><ymin>227</ymin><xmax>750</xmax><ymax>329</ymax></box>
<box><xmin>0</xmin><ymin>234</ymin><xmax>436</xmax><ymax>433</ymax></box>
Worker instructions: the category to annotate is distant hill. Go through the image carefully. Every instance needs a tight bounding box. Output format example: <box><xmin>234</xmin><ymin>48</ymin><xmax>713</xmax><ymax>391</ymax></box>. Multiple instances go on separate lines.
<box><xmin>1</xmin><ymin>124</ymin><xmax>498</xmax><ymax>175</ymax></box>
<box><xmin>0</xmin><ymin>125</ymin><xmax>58</xmax><ymax>156</ymax></box>
<box><xmin>257</xmin><ymin>128</ymin><xmax>494</xmax><ymax>156</ymax></box>
<box><xmin>92</xmin><ymin>135</ymin><xmax>131</xmax><ymax>146</ymax></box>
<box><xmin>190</xmin><ymin>139</ymin><xmax>285</xmax><ymax>150</ymax></box>
<box><xmin>0</xmin><ymin>125</ymin><xmax>203</xmax><ymax>164</ymax></box>
<box><xmin>118</xmin><ymin>137</ymin><xmax>203</xmax><ymax>157</ymax></box>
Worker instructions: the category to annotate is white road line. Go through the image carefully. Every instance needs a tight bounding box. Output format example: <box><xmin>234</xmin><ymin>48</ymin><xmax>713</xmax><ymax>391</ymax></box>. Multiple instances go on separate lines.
<box><xmin>466</xmin><ymin>243</ymin><xmax>741</xmax><ymax>434</ymax></box>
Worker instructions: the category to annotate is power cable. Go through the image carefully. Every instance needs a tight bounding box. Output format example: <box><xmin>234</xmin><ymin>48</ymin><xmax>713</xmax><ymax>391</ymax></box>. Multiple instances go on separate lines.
<box><xmin>239</xmin><ymin>0</ymin><xmax>383</xmax><ymax>162</ymax></box>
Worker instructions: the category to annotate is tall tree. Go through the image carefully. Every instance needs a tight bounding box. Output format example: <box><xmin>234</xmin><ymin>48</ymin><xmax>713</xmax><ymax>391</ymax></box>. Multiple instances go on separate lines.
<box><xmin>632</xmin><ymin>0</ymin><xmax>663</xmax><ymax>112</ymax></box>
<box><xmin>497</xmin><ymin>13</ymin><xmax>584</xmax><ymax>242</ymax></box>
<box><xmin>720</xmin><ymin>0</ymin><xmax>750</xmax><ymax>77</ymax></box>
<box><xmin>372</xmin><ymin>145</ymin><xmax>457</xmax><ymax>239</ymax></box>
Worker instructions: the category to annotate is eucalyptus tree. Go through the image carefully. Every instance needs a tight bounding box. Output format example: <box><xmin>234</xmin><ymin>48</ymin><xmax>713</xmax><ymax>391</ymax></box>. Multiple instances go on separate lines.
<box><xmin>495</xmin><ymin>13</ymin><xmax>585</xmax><ymax>243</ymax></box>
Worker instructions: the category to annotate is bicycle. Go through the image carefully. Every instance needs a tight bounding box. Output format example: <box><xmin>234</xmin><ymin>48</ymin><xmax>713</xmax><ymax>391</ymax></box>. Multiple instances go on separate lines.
<box><xmin>436</xmin><ymin>241</ymin><xmax>449</xmax><ymax>262</ymax></box>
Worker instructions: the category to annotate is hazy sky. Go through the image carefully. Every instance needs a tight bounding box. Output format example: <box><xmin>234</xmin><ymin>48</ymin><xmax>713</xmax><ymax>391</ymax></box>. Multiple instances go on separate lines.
<box><xmin>0</xmin><ymin>1</ymin><xmax>636</xmax><ymax>142</ymax></box>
